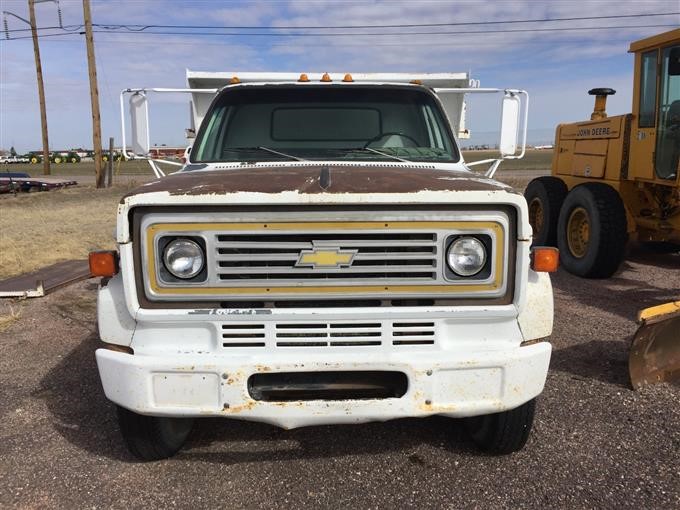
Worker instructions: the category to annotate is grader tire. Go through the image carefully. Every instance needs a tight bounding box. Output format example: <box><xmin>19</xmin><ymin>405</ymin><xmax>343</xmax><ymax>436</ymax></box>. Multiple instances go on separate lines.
<box><xmin>524</xmin><ymin>176</ymin><xmax>568</xmax><ymax>247</ymax></box>
<box><xmin>557</xmin><ymin>183</ymin><xmax>628</xmax><ymax>278</ymax></box>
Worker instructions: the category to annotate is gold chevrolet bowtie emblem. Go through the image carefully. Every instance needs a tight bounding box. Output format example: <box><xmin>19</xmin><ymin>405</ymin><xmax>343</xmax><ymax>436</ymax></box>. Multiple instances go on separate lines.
<box><xmin>296</xmin><ymin>248</ymin><xmax>357</xmax><ymax>268</ymax></box>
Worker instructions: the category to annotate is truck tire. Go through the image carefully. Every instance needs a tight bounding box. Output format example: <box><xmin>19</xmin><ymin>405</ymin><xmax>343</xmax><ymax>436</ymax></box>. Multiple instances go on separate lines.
<box><xmin>557</xmin><ymin>183</ymin><xmax>628</xmax><ymax>278</ymax></box>
<box><xmin>116</xmin><ymin>405</ymin><xmax>194</xmax><ymax>461</ymax></box>
<box><xmin>524</xmin><ymin>176</ymin><xmax>568</xmax><ymax>246</ymax></box>
<box><xmin>53</xmin><ymin>156</ymin><xmax>62</xmax><ymax>164</ymax></box>
<box><xmin>30</xmin><ymin>156</ymin><xmax>39</xmax><ymax>164</ymax></box>
<box><xmin>465</xmin><ymin>398</ymin><xmax>536</xmax><ymax>454</ymax></box>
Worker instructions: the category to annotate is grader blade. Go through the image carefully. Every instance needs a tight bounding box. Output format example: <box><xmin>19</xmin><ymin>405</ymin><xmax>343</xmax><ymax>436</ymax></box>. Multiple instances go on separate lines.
<box><xmin>629</xmin><ymin>301</ymin><xmax>680</xmax><ymax>390</ymax></box>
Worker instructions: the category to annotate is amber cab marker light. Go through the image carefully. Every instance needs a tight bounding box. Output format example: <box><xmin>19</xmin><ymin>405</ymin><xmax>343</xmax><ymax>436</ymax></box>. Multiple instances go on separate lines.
<box><xmin>342</xmin><ymin>73</ymin><xmax>354</xmax><ymax>82</ymax></box>
<box><xmin>89</xmin><ymin>250</ymin><xmax>119</xmax><ymax>277</ymax></box>
<box><xmin>298</xmin><ymin>73</ymin><xmax>310</xmax><ymax>82</ymax></box>
<box><xmin>229</xmin><ymin>76</ymin><xmax>240</xmax><ymax>84</ymax></box>
<box><xmin>321</xmin><ymin>72</ymin><xmax>332</xmax><ymax>82</ymax></box>
<box><xmin>531</xmin><ymin>246</ymin><xmax>559</xmax><ymax>273</ymax></box>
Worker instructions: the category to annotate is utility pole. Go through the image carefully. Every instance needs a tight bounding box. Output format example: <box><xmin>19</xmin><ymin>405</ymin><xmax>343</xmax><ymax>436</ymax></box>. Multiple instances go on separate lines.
<box><xmin>82</xmin><ymin>0</ymin><xmax>104</xmax><ymax>188</ymax></box>
<box><xmin>27</xmin><ymin>0</ymin><xmax>51</xmax><ymax>175</ymax></box>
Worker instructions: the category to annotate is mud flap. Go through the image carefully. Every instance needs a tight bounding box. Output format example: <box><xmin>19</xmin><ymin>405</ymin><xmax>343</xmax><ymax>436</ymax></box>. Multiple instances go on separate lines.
<box><xmin>629</xmin><ymin>301</ymin><xmax>680</xmax><ymax>389</ymax></box>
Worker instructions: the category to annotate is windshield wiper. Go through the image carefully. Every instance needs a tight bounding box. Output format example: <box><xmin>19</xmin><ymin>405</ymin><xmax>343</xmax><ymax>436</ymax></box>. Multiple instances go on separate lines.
<box><xmin>222</xmin><ymin>146</ymin><xmax>306</xmax><ymax>161</ymax></box>
<box><xmin>361</xmin><ymin>147</ymin><xmax>411</xmax><ymax>162</ymax></box>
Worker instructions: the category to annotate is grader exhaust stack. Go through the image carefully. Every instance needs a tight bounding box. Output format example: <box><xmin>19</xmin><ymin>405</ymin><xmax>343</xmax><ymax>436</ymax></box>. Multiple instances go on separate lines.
<box><xmin>588</xmin><ymin>88</ymin><xmax>615</xmax><ymax>120</ymax></box>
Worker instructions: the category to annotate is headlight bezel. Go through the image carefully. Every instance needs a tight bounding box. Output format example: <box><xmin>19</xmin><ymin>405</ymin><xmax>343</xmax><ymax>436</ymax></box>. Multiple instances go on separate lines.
<box><xmin>158</xmin><ymin>236</ymin><xmax>207</xmax><ymax>283</ymax></box>
<box><xmin>444</xmin><ymin>234</ymin><xmax>493</xmax><ymax>280</ymax></box>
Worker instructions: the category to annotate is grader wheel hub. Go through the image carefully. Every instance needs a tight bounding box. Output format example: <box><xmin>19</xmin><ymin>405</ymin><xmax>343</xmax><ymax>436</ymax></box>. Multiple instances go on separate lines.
<box><xmin>529</xmin><ymin>198</ymin><xmax>544</xmax><ymax>236</ymax></box>
<box><xmin>567</xmin><ymin>207</ymin><xmax>590</xmax><ymax>258</ymax></box>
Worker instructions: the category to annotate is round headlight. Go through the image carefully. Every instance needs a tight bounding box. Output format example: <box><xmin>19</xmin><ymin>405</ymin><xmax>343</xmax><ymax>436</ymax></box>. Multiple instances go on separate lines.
<box><xmin>447</xmin><ymin>237</ymin><xmax>487</xmax><ymax>276</ymax></box>
<box><xmin>163</xmin><ymin>238</ymin><xmax>204</xmax><ymax>279</ymax></box>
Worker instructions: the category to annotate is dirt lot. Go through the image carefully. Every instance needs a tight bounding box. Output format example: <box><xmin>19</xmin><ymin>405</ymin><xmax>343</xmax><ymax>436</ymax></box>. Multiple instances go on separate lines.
<box><xmin>0</xmin><ymin>247</ymin><xmax>678</xmax><ymax>508</ymax></box>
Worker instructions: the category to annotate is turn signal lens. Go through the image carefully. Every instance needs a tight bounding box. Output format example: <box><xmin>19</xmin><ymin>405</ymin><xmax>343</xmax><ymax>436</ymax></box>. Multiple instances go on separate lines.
<box><xmin>89</xmin><ymin>250</ymin><xmax>119</xmax><ymax>277</ymax></box>
<box><xmin>531</xmin><ymin>247</ymin><xmax>559</xmax><ymax>273</ymax></box>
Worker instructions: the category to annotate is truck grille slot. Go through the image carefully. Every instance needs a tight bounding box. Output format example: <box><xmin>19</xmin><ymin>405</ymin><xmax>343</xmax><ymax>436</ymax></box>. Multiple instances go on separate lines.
<box><xmin>214</xmin><ymin>231</ymin><xmax>438</xmax><ymax>284</ymax></box>
<box><xmin>392</xmin><ymin>322</ymin><xmax>436</xmax><ymax>345</ymax></box>
<box><xmin>275</xmin><ymin>322</ymin><xmax>382</xmax><ymax>347</ymax></box>
<box><xmin>221</xmin><ymin>324</ymin><xmax>266</xmax><ymax>348</ymax></box>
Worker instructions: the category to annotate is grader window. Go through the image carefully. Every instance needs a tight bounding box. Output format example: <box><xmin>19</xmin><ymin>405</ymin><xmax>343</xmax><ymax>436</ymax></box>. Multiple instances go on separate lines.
<box><xmin>655</xmin><ymin>45</ymin><xmax>680</xmax><ymax>180</ymax></box>
<box><xmin>639</xmin><ymin>50</ymin><xmax>658</xmax><ymax>128</ymax></box>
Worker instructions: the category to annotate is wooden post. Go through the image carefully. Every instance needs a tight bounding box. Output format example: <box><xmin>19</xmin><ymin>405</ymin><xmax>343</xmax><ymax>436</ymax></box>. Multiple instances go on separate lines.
<box><xmin>28</xmin><ymin>0</ymin><xmax>51</xmax><ymax>175</ymax></box>
<box><xmin>107</xmin><ymin>137</ymin><xmax>113</xmax><ymax>187</ymax></box>
<box><xmin>82</xmin><ymin>0</ymin><xmax>104</xmax><ymax>188</ymax></box>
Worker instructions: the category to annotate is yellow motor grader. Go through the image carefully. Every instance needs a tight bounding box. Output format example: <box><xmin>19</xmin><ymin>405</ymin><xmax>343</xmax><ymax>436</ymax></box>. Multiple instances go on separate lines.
<box><xmin>524</xmin><ymin>29</ymin><xmax>680</xmax><ymax>389</ymax></box>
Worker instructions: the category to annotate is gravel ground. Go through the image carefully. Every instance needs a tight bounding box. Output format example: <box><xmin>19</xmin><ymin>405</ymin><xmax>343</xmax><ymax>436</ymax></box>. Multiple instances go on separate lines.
<box><xmin>0</xmin><ymin>246</ymin><xmax>678</xmax><ymax>509</ymax></box>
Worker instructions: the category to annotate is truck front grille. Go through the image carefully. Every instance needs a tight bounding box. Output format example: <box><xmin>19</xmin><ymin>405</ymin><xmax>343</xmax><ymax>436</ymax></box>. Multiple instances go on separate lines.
<box><xmin>215</xmin><ymin>232</ymin><xmax>438</xmax><ymax>283</ymax></box>
<box><xmin>139</xmin><ymin>211</ymin><xmax>512</xmax><ymax>301</ymax></box>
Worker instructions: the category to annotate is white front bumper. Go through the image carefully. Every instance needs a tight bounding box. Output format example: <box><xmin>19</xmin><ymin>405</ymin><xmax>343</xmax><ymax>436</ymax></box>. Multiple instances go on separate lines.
<box><xmin>96</xmin><ymin>342</ymin><xmax>551</xmax><ymax>429</ymax></box>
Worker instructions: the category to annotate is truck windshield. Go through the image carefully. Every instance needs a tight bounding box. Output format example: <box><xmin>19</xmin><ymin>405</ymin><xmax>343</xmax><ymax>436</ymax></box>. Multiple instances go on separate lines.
<box><xmin>192</xmin><ymin>86</ymin><xmax>459</xmax><ymax>163</ymax></box>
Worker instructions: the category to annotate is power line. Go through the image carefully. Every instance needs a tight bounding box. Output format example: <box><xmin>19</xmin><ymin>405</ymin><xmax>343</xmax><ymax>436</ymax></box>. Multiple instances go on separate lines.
<box><xmin>91</xmin><ymin>11</ymin><xmax>680</xmax><ymax>30</ymax></box>
<box><xmin>4</xmin><ymin>11</ymin><xmax>679</xmax><ymax>35</ymax></box>
<box><xmin>2</xmin><ymin>23</ymin><xmax>676</xmax><ymax>41</ymax></box>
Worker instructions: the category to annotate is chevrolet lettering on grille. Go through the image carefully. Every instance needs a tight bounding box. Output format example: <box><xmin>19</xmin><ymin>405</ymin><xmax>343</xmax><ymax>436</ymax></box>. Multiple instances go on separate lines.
<box><xmin>295</xmin><ymin>247</ymin><xmax>357</xmax><ymax>269</ymax></box>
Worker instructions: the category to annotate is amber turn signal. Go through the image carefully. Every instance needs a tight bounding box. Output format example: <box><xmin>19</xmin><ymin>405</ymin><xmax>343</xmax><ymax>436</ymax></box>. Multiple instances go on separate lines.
<box><xmin>89</xmin><ymin>250</ymin><xmax>119</xmax><ymax>277</ymax></box>
<box><xmin>530</xmin><ymin>247</ymin><xmax>559</xmax><ymax>273</ymax></box>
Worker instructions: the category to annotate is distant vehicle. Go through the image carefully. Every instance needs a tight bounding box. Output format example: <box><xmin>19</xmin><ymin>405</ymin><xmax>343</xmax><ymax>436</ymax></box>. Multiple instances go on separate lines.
<box><xmin>0</xmin><ymin>155</ymin><xmax>30</xmax><ymax>164</ymax></box>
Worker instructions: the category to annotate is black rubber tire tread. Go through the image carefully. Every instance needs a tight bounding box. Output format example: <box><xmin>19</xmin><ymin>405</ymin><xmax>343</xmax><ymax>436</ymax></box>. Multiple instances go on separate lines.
<box><xmin>465</xmin><ymin>398</ymin><xmax>536</xmax><ymax>454</ymax></box>
<box><xmin>524</xmin><ymin>176</ymin><xmax>568</xmax><ymax>246</ymax></box>
<box><xmin>116</xmin><ymin>405</ymin><xmax>193</xmax><ymax>461</ymax></box>
<box><xmin>557</xmin><ymin>183</ymin><xmax>628</xmax><ymax>278</ymax></box>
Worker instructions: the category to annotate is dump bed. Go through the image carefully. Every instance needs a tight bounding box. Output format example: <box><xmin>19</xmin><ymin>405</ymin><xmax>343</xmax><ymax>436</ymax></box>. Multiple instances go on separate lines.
<box><xmin>186</xmin><ymin>71</ymin><xmax>473</xmax><ymax>139</ymax></box>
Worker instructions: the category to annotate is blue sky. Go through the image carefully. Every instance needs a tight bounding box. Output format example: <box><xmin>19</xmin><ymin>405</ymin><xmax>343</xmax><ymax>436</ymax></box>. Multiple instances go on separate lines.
<box><xmin>1</xmin><ymin>0</ymin><xmax>678</xmax><ymax>152</ymax></box>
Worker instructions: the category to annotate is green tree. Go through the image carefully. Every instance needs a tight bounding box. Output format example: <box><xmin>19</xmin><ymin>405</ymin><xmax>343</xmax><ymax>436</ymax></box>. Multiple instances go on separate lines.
<box><xmin>10</xmin><ymin>147</ymin><xmax>17</xmax><ymax>156</ymax></box>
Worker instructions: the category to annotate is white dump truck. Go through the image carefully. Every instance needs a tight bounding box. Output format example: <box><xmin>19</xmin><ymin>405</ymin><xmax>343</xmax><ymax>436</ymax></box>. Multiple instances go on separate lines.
<box><xmin>92</xmin><ymin>71</ymin><xmax>556</xmax><ymax>461</ymax></box>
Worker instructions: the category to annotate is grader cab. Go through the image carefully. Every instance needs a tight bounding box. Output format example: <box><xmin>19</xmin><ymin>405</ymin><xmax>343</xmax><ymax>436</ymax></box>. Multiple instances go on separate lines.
<box><xmin>524</xmin><ymin>29</ymin><xmax>680</xmax><ymax>389</ymax></box>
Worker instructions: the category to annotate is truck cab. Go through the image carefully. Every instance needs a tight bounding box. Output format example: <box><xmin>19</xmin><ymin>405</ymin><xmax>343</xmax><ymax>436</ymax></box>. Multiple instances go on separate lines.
<box><xmin>93</xmin><ymin>73</ymin><xmax>555</xmax><ymax>460</ymax></box>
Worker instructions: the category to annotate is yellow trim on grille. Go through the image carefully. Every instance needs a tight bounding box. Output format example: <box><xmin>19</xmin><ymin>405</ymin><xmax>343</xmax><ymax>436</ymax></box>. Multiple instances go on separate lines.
<box><xmin>146</xmin><ymin>221</ymin><xmax>505</xmax><ymax>296</ymax></box>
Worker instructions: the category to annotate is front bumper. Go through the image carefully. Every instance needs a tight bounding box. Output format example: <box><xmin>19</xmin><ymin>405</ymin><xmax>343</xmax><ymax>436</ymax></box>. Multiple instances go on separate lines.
<box><xmin>96</xmin><ymin>342</ymin><xmax>551</xmax><ymax>429</ymax></box>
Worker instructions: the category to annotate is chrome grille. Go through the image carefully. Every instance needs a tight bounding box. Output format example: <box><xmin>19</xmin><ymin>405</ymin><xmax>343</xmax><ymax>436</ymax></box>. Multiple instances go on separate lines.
<box><xmin>214</xmin><ymin>232</ymin><xmax>438</xmax><ymax>283</ymax></box>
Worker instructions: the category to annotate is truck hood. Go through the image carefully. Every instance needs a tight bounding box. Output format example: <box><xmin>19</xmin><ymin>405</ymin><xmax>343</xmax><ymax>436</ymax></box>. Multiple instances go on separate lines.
<box><xmin>123</xmin><ymin>164</ymin><xmax>513</xmax><ymax>200</ymax></box>
<box><xmin>116</xmin><ymin>164</ymin><xmax>529</xmax><ymax>243</ymax></box>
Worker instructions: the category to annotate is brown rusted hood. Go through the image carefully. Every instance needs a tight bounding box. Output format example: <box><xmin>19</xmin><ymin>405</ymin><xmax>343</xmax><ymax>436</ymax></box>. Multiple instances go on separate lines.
<box><xmin>123</xmin><ymin>165</ymin><xmax>511</xmax><ymax>202</ymax></box>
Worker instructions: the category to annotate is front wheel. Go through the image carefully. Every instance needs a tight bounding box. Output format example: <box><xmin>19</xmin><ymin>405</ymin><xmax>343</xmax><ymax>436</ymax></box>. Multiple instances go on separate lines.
<box><xmin>557</xmin><ymin>183</ymin><xmax>628</xmax><ymax>278</ymax></box>
<box><xmin>116</xmin><ymin>405</ymin><xmax>194</xmax><ymax>461</ymax></box>
<box><xmin>465</xmin><ymin>398</ymin><xmax>536</xmax><ymax>454</ymax></box>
